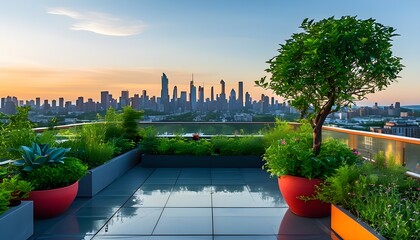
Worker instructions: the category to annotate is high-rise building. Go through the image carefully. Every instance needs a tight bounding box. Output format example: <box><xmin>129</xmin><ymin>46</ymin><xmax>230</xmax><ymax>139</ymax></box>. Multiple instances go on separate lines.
<box><xmin>190</xmin><ymin>78</ymin><xmax>197</xmax><ymax>111</ymax></box>
<box><xmin>43</xmin><ymin>99</ymin><xmax>50</xmax><ymax>110</ymax></box>
<box><xmin>119</xmin><ymin>90</ymin><xmax>130</xmax><ymax>109</ymax></box>
<box><xmin>59</xmin><ymin>97</ymin><xmax>64</xmax><ymax>111</ymax></box>
<box><xmin>76</xmin><ymin>97</ymin><xmax>84</xmax><ymax>111</ymax></box>
<box><xmin>36</xmin><ymin>97</ymin><xmax>41</xmax><ymax>110</ymax></box>
<box><xmin>161</xmin><ymin>73</ymin><xmax>169</xmax><ymax>112</ymax></box>
<box><xmin>180</xmin><ymin>91</ymin><xmax>187</xmax><ymax>112</ymax></box>
<box><xmin>229</xmin><ymin>89</ymin><xmax>237</xmax><ymax>111</ymax></box>
<box><xmin>211</xmin><ymin>86</ymin><xmax>214</xmax><ymax>102</ymax></box>
<box><xmin>238</xmin><ymin>81</ymin><xmax>243</xmax><ymax>108</ymax></box>
<box><xmin>198</xmin><ymin>86</ymin><xmax>204</xmax><ymax>111</ymax></box>
<box><xmin>101</xmin><ymin>91</ymin><xmax>110</xmax><ymax>110</ymax></box>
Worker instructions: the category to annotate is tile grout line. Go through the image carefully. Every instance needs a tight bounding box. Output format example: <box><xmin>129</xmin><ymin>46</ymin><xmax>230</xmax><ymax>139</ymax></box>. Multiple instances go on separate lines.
<box><xmin>90</xmin><ymin>167</ymin><xmax>157</xmax><ymax>239</ymax></box>
<box><xmin>149</xmin><ymin>167</ymin><xmax>181</xmax><ymax>236</ymax></box>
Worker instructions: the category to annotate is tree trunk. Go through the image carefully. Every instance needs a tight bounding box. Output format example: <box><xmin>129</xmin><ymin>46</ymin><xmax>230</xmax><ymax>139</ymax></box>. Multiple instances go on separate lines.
<box><xmin>312</xmin><ymin>96</ymin><xmax>335</xmax><ymax>156</ymax></box>
<box><xmin>313</xmin><ymin>124</ymin><xmax>323</xmax><ymax>156</ymax></box>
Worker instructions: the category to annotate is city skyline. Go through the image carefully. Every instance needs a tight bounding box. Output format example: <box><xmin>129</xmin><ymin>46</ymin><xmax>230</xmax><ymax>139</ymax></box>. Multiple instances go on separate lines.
<box><xmin>1</xmin><ymin>1</ymin><xmax>420</xmax><ymax>105</ymax></box>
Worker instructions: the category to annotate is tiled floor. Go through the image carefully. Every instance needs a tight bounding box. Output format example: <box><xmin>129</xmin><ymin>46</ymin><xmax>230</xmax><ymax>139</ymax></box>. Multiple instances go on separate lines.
<box><xmin>30</xmin><ymin>166</ymin><xmax>336</xmax><ymax>239</ymax></box>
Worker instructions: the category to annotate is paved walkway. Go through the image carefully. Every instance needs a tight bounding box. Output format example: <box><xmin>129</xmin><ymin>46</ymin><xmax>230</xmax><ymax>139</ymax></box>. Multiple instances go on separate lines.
<box><xmin>31</xmin><ymin>165</ymin><xmax>336</xmax><ymax>239</ymax></box>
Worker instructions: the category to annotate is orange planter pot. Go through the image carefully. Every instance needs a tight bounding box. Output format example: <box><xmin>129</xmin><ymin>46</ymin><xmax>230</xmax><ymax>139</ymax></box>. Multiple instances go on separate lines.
<box><xmin>331</xmin><ymin>205</ymin><xmax>385</xmax><ymax>240</ymax></box>
<box><xmin>278</xmin><ymin>175</ymin><xmax>330</xmax><ymax>218</ymax></box>
<box><xmin>27</xmin><ymin>181</ymin><xmax>79</xmax><ymax>219</ymax></box>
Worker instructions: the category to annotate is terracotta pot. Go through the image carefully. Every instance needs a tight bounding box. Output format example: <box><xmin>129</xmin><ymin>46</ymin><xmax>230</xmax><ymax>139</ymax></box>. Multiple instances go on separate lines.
<box><xmin>278</xmin><ymin>175</ymin><xmax>330</xmax><ymax>218</ymax></box>
<box><xmin>27</xmin><ymin>181</ymin><xmax>78</xmax><ymax>219</ymax></box>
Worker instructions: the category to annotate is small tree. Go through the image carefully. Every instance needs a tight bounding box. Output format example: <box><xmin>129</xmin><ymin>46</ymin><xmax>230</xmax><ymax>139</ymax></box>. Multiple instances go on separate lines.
<box><xmin>256</xmin><ymin>16</ymin><xmax>403</xmax><ymax>155</ymax></box>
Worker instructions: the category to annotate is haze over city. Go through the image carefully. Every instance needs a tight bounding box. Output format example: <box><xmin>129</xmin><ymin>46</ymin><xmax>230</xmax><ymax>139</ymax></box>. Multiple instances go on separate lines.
<box><xmin>1</xmin><ymin>0</ymin><xmax>419</xmax><ymax>106</ymax></box>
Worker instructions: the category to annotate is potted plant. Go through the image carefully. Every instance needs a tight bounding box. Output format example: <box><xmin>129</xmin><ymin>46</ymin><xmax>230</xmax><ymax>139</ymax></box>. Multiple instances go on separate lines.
<box><xmin>314</xmin><ymin>152</ymin><xmax>419</xmax><ymax>240</ymax></box>
<box><xmin>256</xmin><ymin>16</ymin><xmax>403</xmax><ymax>217</ymax></box>
<box><xmin>11</xmin><ymin>143</ymin><xmax>87</xmax><ymax>218</ymax></box>
<box><xmin>263</xmin><ymin>121</ymin><xmax>360</xmax><ymax>217</ymax></box>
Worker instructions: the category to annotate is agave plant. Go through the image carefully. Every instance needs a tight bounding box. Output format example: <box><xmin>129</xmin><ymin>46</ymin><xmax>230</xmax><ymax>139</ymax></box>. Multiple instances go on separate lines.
<box><xmin>12</xmin><ymin>143</ymin><xmax>70</xmax><ymax>172</ymax></box>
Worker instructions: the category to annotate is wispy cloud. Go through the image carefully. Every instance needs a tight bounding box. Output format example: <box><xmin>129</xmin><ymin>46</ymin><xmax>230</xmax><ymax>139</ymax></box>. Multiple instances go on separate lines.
<box><xmin>47</xmin><ymin>7</ymin><xmax>147</xmax><ymax>36</ymax></box>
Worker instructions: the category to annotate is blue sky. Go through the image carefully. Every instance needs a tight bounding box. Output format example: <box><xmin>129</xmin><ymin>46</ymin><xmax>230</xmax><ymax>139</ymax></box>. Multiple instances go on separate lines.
<box><xmin>0</xmin><ymin>0</ymin><xmax>419</xmax><ymax>105</ymax></box>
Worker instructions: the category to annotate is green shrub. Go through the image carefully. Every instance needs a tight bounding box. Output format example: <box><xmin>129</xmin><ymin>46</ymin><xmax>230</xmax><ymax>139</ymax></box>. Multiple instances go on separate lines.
<box><xmin>140</xmin><ymin>135</ymin><xmax>264</xmax><ymax>156</ymax></box>
<box><xmin>0</xmin><ymin>189</ymin><xmax>11</xmax><ymax>215</ymax></box>
<box><xmin>62</xmin><ymin>123</ymin><xmax>115</xmax><ymax>169</ymax></box>
<box><xmin>0</xmin><ymin>177</ymin><xmax>32</xmax><ymax>206</ymax></box>
<box><xmin>315</xmin><ymin>155</ymin><xmax>419</xmax><ymax>240</ymax></box>
<box><xmin>0</xmin><ymin>107</ymin><xmax>36</xmax><ymax>160</ymax></box>
<box><xmin>23</xmin><ymin>157</ymin><xmax>87</xmax><ymax>190</ymax></box>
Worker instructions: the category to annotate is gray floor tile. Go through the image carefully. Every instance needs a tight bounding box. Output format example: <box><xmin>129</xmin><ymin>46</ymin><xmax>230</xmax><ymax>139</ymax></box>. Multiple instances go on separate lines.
<box><xmin>153</xmin><ymin>208</ymin><xmax>212</xmax><ymax>235</ymax></box>
<box><xmin>213</xmin><ymin>208</ymin><xmax>287</xmax><ymax>235</ymax></box>
<box><xmin>166</xmin><ymin>185</ymin><xmax>212</xmax><ymax>207</ymax></box>
<box><xmin>83</xmin><ymin>196</ymin><xmax>130</xmax><ymax>208</ymax></box>
<box><xmin>96</xmin><ymin>208</ymin><xmax>163</xmax><ymax>235</ymax></box>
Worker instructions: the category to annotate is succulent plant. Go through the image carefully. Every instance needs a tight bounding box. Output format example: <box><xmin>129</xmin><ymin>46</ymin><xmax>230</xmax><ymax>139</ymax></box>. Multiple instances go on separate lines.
<box><xmin>12</xmin><ymin>143</ymin><xmax>70</xmax><ymax>172</ymax></box>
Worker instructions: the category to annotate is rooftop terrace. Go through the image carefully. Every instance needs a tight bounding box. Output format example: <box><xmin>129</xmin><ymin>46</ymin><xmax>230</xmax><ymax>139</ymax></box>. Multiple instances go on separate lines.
<box><xmin>30</xmin><ymin>165</ymin><xmax>335</xmax><ymax>239</ymax></box>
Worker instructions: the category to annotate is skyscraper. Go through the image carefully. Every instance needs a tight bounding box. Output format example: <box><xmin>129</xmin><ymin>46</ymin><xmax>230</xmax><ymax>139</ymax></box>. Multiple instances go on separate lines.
<box><xmin>120</xmin><ymin>90</ymin><xmax>130</xmax><ymax>109</ymax></box>
<box><xmin>238</xmin><ymin>81</ymin><xmax>243</xmax><ymax>108</ymax></box>
<box><xmin>101</xmin><ymin>91</ymin><xmax>110</xmax><ymax>110</ymax></box>
<box><xmin>161</xmin><ymin>73</ymin><xmax>169</xmax><ymax>112</ymax></box>
<box><xmin>190</xmin><ymin>78</ymin><xmax>197</xmax><ymax>111</ymax></box>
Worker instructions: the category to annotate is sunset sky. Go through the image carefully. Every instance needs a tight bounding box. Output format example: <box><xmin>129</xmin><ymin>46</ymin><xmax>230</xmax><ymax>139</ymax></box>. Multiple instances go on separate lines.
<box><xmin>1</xmin><ymin>0</ymin><xmax>419</xmax><ymax>106</ymax></box>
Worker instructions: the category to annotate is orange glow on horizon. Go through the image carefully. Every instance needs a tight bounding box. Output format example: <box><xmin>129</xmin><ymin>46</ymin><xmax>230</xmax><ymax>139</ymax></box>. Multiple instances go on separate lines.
<box><xmin>0</xmin><ymin>66</ymin><xmax>281</xmax><ymax>103</ymax></box>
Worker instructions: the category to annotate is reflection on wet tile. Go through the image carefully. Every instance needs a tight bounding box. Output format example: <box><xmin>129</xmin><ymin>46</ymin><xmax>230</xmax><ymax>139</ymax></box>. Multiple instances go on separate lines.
<box><xmin>96</xmin><ymin>208</ymin><xmax>163</xmax><ymax>235</ymax></box>
<box><xmin>176</xmin><ymin>178</ymin><xmax>212</xmax><ymax>184</ymax></box>
<box><xmin>212</xmin><ymin>185</ymin><xmax>255</xmax><ymax>207</ymax></box>
<box><xmin>213</xmin><ymin>208</ymin><xmax>286</xmax><ymax>235</ymax></box>
<box><xmin>33</xmin><ymin>167</ymin><xmax>334</xmax><ymax>239</ymax></box>
<box><xmin>166</xmin><ymin>185</ymin><xmax>212</xmax><ymax>207</ymax></box>
<box><xmin>83</xmin><ymin>196</ymin><xmax>130</xmax><ymax>208</ymax></box>
<box><xmin>153</xmin><ymin>208</ymin><xmax>212</xmax><ymax>235</ymax></box>
<box><xmin>277</xmin><ymin>210</ymin><xmax>332</xmax><ymax>237</ymax></box>
<box><xmin>125</xmin><ymin>184</ymin><xmax>173</xmax><ymax>207</ymax></box>
<box><xmin>47</xmin><ymin>215</ymin><xmax>108</xmax><ymax>235</ymax></box>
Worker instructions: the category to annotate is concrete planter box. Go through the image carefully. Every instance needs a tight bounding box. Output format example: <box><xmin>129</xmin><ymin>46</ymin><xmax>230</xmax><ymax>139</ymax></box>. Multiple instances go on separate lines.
<box><xmin>0</xmin><ymin>201</ymin><xmax>33</xmax><ymax>240</ymax></box>
<box><xmin>140</xmin><ymin>154</ymin><xmax>263</xmax><ymax>168</ymax></box>
<box><xmin>77</xmin><ymin>149</ymin><xmax>141</xmax><ymax>197</ymax></box>
<box><xmin>331</xmin><ymin>204</ymin><xmax>385</xmax><ymax>240</ymax></box>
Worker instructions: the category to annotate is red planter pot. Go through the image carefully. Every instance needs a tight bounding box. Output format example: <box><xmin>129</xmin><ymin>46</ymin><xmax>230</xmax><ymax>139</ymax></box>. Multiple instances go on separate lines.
<box><xmin>278</xmin><ymin>175</ymin><xmax>330</xmax><ymax>218</ymax></box>
<box><xmin>27</xmin><ymin>181</ymin><xmax>79</xmax><ymax>219</ymax></box>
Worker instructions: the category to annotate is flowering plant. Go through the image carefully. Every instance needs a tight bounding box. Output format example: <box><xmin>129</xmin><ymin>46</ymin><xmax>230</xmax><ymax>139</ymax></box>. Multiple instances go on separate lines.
<box><xmin>263</xmin><ymin>121</ymin><xmax>360</xmax><ymax>179</ymax></box>
<box><xmin>313</xmin><ymin>152</ymin><xmax>419</xmax><ymax>239</ymax></box>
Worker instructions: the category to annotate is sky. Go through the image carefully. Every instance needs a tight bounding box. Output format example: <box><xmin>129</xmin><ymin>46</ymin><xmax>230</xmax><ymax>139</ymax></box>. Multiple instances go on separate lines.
<box><xmin>1</xmin><ymin>0</ymin><xmax>419</xmax><ymax>106</ymax></box>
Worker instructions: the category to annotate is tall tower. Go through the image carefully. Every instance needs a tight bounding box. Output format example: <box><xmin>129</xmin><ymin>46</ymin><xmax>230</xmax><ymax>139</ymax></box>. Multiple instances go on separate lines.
<box><xmin>120</xmin><ymin>90</ymin><xmax>130</xmax><ymax>109</ymax></box>
<box><xmin>190</xmin><ymin>75</ymin><xmax>197</xmax><ymax>111</ymax></box>
<box><xmin>101</xmin><ymin>91</ymin><xmax>110</xmax><ymax>110</ymax></box>
<box><xmin>210</xmin><ymin>86</ymin><xmax>214</xmax><ymax>102</ymax></box>
<box><xmin>238</xmin><ymin>81</ymin><xmax>243</xmax><ymax>108</ymax></box>
<box><xmin>161</xmin><ymin>73</ymin><xmax>169</xmax><ymax>112</ymax></box>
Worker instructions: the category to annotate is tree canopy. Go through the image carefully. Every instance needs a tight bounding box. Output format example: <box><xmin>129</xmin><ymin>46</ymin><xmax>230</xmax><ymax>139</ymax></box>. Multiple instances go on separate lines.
<box><xmin>256</xmin><ymin>16</ymin><xmax>403</xmax><ymax>155</ymax></box>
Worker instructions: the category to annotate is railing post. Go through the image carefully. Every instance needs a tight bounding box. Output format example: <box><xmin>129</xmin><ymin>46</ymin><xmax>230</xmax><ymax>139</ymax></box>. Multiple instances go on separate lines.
<box><xmin>395</xmin><ymin>141</ymin><xmax>404</xmax><ymax>165</ymax></box>
<box><xmin>348</xmin><ymin>133</ymin><xmax>357</xmax><ymax>150</ymax></box>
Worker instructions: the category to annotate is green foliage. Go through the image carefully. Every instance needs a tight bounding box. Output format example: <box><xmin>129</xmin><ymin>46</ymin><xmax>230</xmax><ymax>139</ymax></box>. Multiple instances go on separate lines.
<box><xmin>12</xmin><ymin>143</ymin><xmax>70</xmax><ymax>172</ymax></box>
<box><xmin>140</xmin><ymin>135</ymin><xmax>265</xmax><ymax>156</ymax></box>
<box><xmin>121</xmin><ymin>106</ymin><xmax>143</xmax><ymax>143</ymax></box>
<box><xmin>262</xmin><ymin>121</ymin><xmax>360</xmax><ymax>179</ymax></box>
<box><xmin>23</xmin><ymin>157</ymin><xmax>87</xmax><ymax>190</ymax></box>
<box><xmin>0</xmin><ymin>107</ymin><xmax>36</xmax><ymax>160</ymax></box>
<box><xmin>0</xmin><ymin>189</ymin><xmax>11</xmax><ymax>215</ymax></box>
<box><xmin>0</xmin><ymin>177</ymin><xmax>33</xmax><ymax>204</ymax></box>
<box><xmin>36</xmin><ymin>130</ymin><xmax>59</xmax><ymax>147</ymax></box>
<box><xmin>256</xmin><ymin>16</ymin><xmax>403</xmax><ymax>155</ymax></box>
<box><xmin>315</xmin><ymin>158</ymin><xmax>419</xmax><ymax>240</ymax></box>
<box><xmin>62</xmin><ymin>123</ymin><xmax>115</xmax><ymax>169</ymax></box>
<box><xmin>138</xmin><ymin>127</ymin><xmax>159</xmax><ymax>154</ymax></box>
